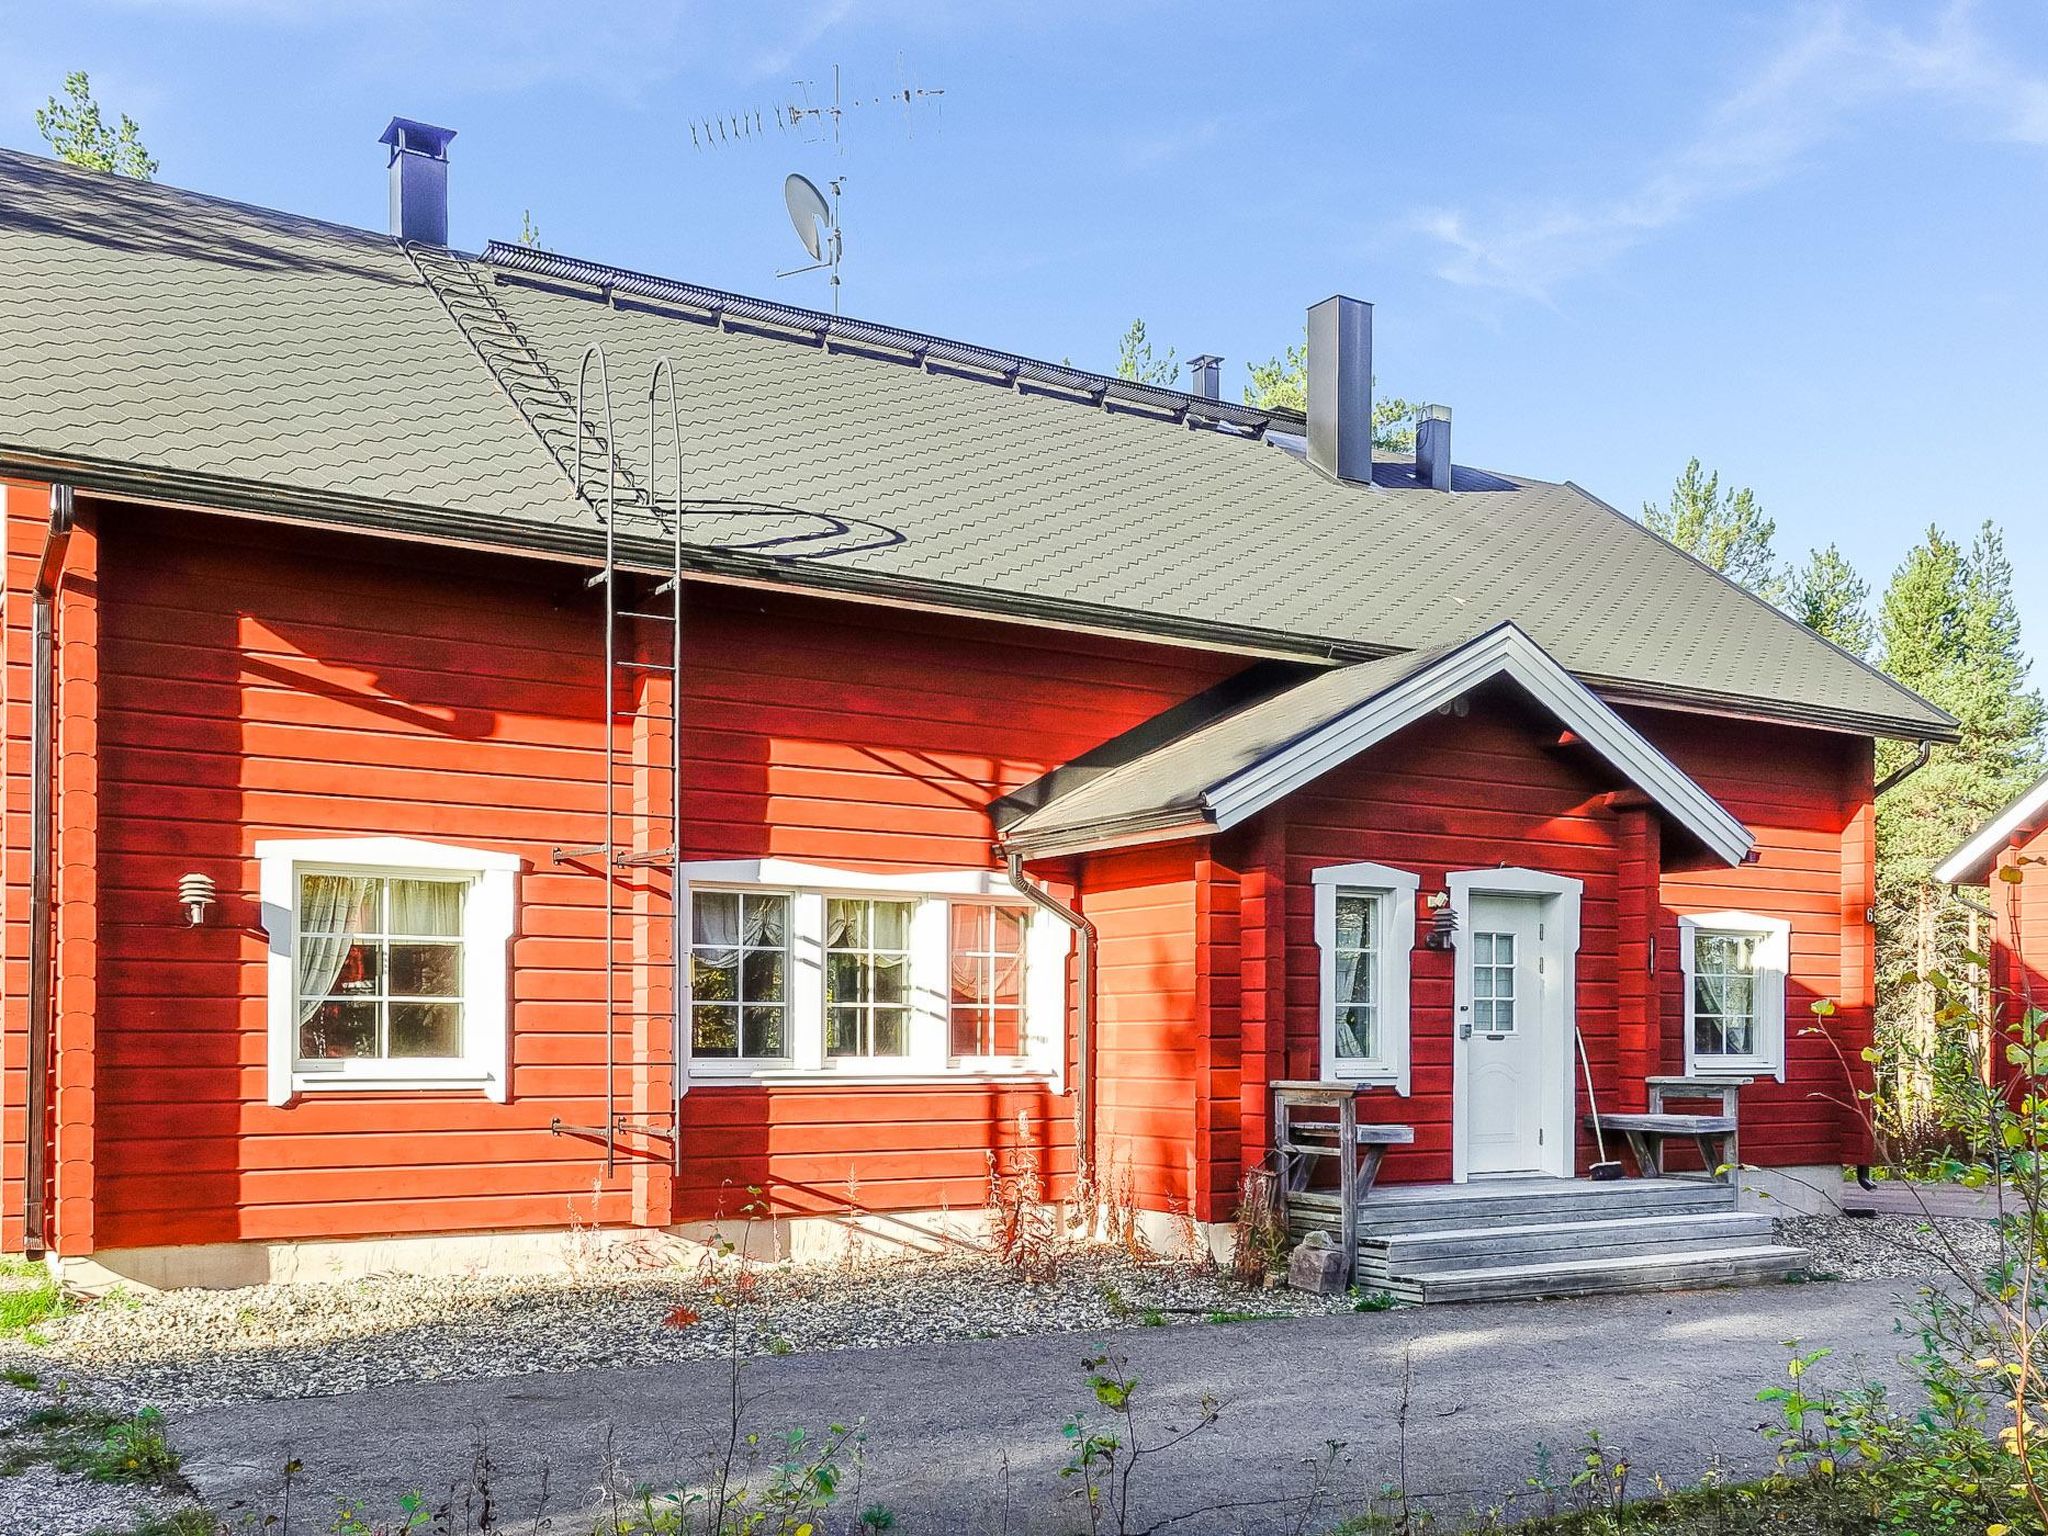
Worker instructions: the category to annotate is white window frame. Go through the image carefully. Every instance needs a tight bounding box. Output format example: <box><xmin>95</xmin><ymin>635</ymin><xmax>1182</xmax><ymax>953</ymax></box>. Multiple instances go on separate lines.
<box><xmin>1312</xmin><ymin>861</ymin><xmax>1420</xmax><ymax>1094</ymax></box>
<box><xmin>680</xmin><ymin>859</ymin><xmax>1068</xmax><ymax>1086</ymax></box>
<box><xmin>258</xmin><ymin>837</ymin><xmax>521</xmax><ymax>1106</ymax></box>
<box><xmin>1680</xmin><ymin>910</ymin><xmax>1789</xmax><ymax>1082</ymax></box>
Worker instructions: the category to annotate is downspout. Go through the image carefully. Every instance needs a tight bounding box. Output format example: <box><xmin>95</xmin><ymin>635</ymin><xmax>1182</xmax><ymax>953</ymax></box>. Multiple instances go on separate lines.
<box><xmin>1004</xmin><ymin>849</ymin><xmax>1095</xmax><ymax>1174</ymax></box>
<box><xmin>25</xmin><ymin>485</ymin><xmax>76</xmax><ymax>1258</ymax></box>
<box><xmin>1852</xmin><ymin>738</ymin><xmax>1938</xmax><ymax>1191</ymax></box>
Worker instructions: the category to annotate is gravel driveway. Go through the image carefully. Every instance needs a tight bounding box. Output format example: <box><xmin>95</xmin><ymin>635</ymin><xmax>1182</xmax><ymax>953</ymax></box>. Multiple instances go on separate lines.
<box><xmin>166</xmin><ymin>1275</ymin><xmax>1927</xmax><ymax>1535</ymax></box>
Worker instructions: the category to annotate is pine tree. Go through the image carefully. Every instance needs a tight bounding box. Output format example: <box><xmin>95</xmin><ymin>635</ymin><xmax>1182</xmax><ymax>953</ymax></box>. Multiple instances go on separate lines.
<box><xmin>1242</xmin><ymin>328</ymin><xmax>1419</xmax><ymax>450</ymax></box>
<box><xmin>1114</xmin><ymin>318</ymin><xmax>1177</xmax><ymax>387</ymax></box>
<box><xmin>1642</xmin><ymin>458</ymin><xmax>1786</xmax><ymax>602</ymax></box>
<box><xmin>36</xmin><ymin>72</ymin><xmax>156</xmax><ymax>180</ymax></box>
<box><xmin>1874</xmin><ymin>522</ymin><xmax>2046</xmax><ymax>1122</ymax></box>
<box><xmin>1791</xmin><ymin>544</ymin><xmax>1875</xmax><ymax>658</ymax></box>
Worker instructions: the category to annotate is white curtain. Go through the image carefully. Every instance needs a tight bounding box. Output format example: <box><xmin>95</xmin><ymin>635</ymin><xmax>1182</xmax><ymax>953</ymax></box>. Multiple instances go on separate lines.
<box><xmin>389</xmin><ymin>878</ymin><xmax>463</xmax><ymax>938</ymax></box>
<box><xmin>693</xmin><ymin>891</ymin><xmax>783</xmax><ymax>967</ymax></box>
<box><xmin>296</xmin><ymin>874</ymin><xmax>377</xmax><ymax>1026</ymax></box>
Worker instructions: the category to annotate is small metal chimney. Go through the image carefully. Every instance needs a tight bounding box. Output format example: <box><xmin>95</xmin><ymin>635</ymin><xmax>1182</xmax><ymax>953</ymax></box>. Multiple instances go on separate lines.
<box><xmin>1415</xmin><ymin>404</ymin><xmax>1452</xmax><ymax>491</ymax></box>
<box><xmin>379</xmin><ymin>117</ymin><xmax>456</xmax><ymax>246</ymax></box>
<box><xmin>1185</xmin><ymin>354</ymin><xmax>1223</xmax><ymax>401</ymax></box>
<box><xmin>1306</xmin><ymin>295</ymin><xmax>1373</xmax><ymax>484</ymax></box>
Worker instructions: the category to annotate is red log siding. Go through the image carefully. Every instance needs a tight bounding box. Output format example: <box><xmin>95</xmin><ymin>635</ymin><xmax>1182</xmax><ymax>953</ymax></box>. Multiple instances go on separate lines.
<box><xmin>2</xmin><ymin>482</ymin><xmax>37</xmax><ymax>1251</ymax></box>
<box><xmin>57</xmin><ymin>501</ymin><xmax>1236</xmax><ymax>1251</ymax></box>
<box><xmin>1081</xmin><ymin>842</ymin><xmax>1200</xmax><ymax>1212</ymax></box>
<box><xmin>1637</xmin><ymin>712</ymin><xmax>1869</xmax><ymax>1171</ymax></box>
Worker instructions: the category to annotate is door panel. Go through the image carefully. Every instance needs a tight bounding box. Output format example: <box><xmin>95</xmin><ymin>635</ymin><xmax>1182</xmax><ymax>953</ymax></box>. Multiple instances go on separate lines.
<box><xmin>1464</xmin><ymin>893</ymin><xmax>1548</xmax><ymax>1175</ymax></box>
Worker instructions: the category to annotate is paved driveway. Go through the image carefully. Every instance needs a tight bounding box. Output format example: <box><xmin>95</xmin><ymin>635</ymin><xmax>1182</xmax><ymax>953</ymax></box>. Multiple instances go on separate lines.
<box><xmin>175</xmin><ymin>1278</ymin><xmax>1923</xmax><ymax>1534</ymax></box>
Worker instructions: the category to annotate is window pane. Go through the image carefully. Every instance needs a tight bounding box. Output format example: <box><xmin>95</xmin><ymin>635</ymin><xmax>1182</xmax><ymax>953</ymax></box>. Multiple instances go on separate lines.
<box><xmin>826</xmin><ymin>898</ymin><xmax>866</xmax><ymax>948</ymax></box>
<box><xmin>749</xmin><ymin>893</ymin><xmax>788</xmax><ymax>946</ymax></box>
<box><xmin>826</xmin><ymin>952</ymin><xmax>867</xmax><ymax>1004</ymax></box>
<box><xmin>952</xmin><ymin>903</ymin><xmax>987</xmax><ymax>951</ymax></box>
<box><xmin>1694</xmin><ymin>1013</ymin><xmax>1725</xmax><ymax>1057</ymax></box>
<box><xmin>741</xmin><ymin>948</ymin><xmax>785</xmax><ymax>1002</ymax></box>
<box><xmin>692</xmin><ymin>956</ymin><xmax>738</xmax><ymax>1004</ymax></box>
<box><xmin>871</xmin><ymin>1007</ymin><xmax>908</xmax><ymax>1057</ymax></box>
<box><xmin>388</xmin><ymin>943</ymin><xmax>461</xmax><ymax>997</ymax></box>
<box><xmin>327</xmin><ymin>942</ymin><xmax>381</xmax><ymax>998</ymax></box>
<box><xmin>826</xmin><ymin>1007</ymin><xmax>863</xmax><ymax>1057</ymax></box>
<box><xmin>389</xmin><ymin>879</ymin><xmax>463</xmax><ymax>937</ymax></box>
<box><xmin>1336</xmin><ymin>1005</ymin><xmax>1375</xmax><ymax>1059</ymax></box>
<box><xmin>871</xmin><ymin>901</ymin><xmax>912</xmax><ymax>950</ymax></box>
<box><xmin>694</xmin><ymin>1004</ymin><xmax>738</xmax><ymax>1056</ymax></box>
<box><xmin>299</xmin><ymin>1000</ymin><xmax>377</xmax><ymax>1060</ymax></box>
<box><xmin>1334</xmin><ymin>893</ymin><xmax>1373</xmax><ymax>949</ymax></box>
<box><xmin>992</xmin><ymin>908</ymin><xmax>1024</xmax><ymax>950</ymax></box>
<box><xmin>693</xmin><ymin>890</ymin><xmax>739</xmax><ymax>947</ymax></box>
<box><xmin>872</xmin><ymin>957</ymin><xmax>906</xmax><ymax>1005</ymax></box>
<box><xmin>390</xmin><ymin>1002</ymin><xmax>461</xmax><ymax>1057</ymax></box>
<box><xmin>742</xmin><ymin>1005</ymin><xmax>786</xmax><ymax>1059</ymax></box>
<box><xmin>299</xmin><ymin>874</ymin><xmax>374</xmax><ymax>934</ymax></box>
<box><xmin>950</xmin><ymin>1006</ymin><xmax>987</xmax><ymax>1058</ymax></box>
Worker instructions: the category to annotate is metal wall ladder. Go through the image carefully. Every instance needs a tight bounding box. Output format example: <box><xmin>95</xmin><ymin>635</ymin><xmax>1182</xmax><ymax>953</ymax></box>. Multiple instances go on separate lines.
<box><xmin>549</xmin><ymin>347</ymin><xmax>687</xmax><ymax>1177</ymax></box>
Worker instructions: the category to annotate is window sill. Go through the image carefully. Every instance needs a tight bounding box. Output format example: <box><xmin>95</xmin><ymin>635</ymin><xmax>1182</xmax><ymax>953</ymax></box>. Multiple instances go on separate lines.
<box><xmin>1686</xmin><ymin>1061</ymin><xmax>1780</xmax><ymax>1083</ymax></box>
<box><xmin>690</xmin><ymin>1067</ymin><xmax>1060</xmax><ymax>1088</ymax></box>
<box><xmin>1326</xmin><ymin>1066</ymin><xmax>1403</xmax><ymax>1090</ymax></box>
<box><xmin>289</xmin><ymin>1071</ymin><xmax>500</xmax><ymax>1096</ymax></box>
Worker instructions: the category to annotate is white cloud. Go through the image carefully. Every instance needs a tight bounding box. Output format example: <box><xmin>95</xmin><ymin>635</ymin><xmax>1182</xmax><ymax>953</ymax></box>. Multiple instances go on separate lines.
<box><xmin>1413</xmin><ymin>2</ymin><xmax>2048</xmax><ymax>299</ymax></box>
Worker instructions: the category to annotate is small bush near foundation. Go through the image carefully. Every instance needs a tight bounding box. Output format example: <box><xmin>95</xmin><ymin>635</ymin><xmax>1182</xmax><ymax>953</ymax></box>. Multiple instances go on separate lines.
<box><xmin>90</xmin><ymin>1406</ymin><xmax>182</xmax><ymax>1486</ymax></box>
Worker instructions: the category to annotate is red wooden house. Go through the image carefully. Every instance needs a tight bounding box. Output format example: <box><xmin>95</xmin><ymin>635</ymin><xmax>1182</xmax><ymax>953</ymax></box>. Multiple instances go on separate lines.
<box><xmin>0</xmin><ymin>129</ymin><xmax>1956</xmax><ymax>1296</ymax></box>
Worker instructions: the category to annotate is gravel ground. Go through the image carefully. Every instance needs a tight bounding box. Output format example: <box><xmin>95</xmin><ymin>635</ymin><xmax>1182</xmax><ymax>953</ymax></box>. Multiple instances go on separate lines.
<box><xmin>1779</xmin><ymin>1212</ymin><xmax>2002</xmax><ymax>1281</ymax></box>
<box><xmin>3</xmin><ymin>1249</ymin><xmax>1352</xmax><ymax>1412</ymax></box>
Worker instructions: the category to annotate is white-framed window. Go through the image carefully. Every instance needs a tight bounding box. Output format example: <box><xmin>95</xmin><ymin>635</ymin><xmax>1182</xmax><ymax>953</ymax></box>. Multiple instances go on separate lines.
<box><xmin>681</xmin><ymin>859</ymin><xmax>1069</xmax><ymax>1083</ymax></box>
<box><xmin>1312</xmin><ymin>861</ymin><xmax>1420</xmax><ymax>1094</ymax></box>
<box><xmin>1680</xmin><ymin>910</ymin><xmax>1790</xmax><ymax>1081</ymax></box>
<box><xmin>258</xmin><ymin>837</ymin><xmax>521</xmax><ymax>1106</ymax></box>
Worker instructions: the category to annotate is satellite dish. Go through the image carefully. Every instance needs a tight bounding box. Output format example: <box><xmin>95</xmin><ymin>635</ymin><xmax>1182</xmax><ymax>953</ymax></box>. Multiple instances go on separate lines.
<box><xmin>784</xmin><ymin>173</ymin><xmax>832</xmax><ymax>262</ymax></box>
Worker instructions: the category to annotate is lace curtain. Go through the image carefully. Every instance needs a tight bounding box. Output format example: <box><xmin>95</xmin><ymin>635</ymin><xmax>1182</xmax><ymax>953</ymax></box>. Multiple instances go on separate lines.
<box><xmin>296</xmin><ymin>874</ymin><xmax>377</xmax><ymax>1026</ymax></box>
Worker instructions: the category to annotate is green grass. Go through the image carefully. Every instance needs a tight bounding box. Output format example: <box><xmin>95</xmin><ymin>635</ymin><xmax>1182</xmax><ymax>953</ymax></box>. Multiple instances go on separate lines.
<box><xmin>0</xmin><ymin>1278</ymin><xmax>69</xmax><ymax>1337</ymax></box>
<box><xmin>0</xmin><ymin>1257</ymin><xmax>42</xmax><ymax>1281</ymax></box>
<box><xmin>1204</xmin><ymin>1309</ymin><xmax>1282</xmax><ymax>1324</ymax></box>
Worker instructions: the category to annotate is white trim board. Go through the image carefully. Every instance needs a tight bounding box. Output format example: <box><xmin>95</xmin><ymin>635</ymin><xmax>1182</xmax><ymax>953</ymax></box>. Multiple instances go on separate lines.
<box><xmin>1312</xmin><ymin>861</ymin><xmax>1421</xmax><ymax>1095</ymax></box>
<box><xmin>1936</xmin><ymin>770</ymin><xmax>2048</xmax><ymax>885</ymax></box>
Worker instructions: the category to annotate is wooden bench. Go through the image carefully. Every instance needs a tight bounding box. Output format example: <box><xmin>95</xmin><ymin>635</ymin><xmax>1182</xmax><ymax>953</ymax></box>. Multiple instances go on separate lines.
<box><xmin>1589</xmin><ymin>1076</ymin><xmax>1749</xmax><ymax>1182</ymax></box>
<box><xmin>1272</xmin><ymin>1081</ymin><xmax>1416</xmax><ymax>1286</ymax></box>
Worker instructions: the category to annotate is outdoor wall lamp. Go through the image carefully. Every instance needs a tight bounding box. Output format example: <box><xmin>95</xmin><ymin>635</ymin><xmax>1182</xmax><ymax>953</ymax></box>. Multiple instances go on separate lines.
<box><xmin>1423</xmin><ymin>891</ymin><xmax>1458</xmax><ymax>950</ymax></box>
<box><xmin>178</xmin><ymin>872</ymin><xmax>217</xmax><ymax>927</ymax></box>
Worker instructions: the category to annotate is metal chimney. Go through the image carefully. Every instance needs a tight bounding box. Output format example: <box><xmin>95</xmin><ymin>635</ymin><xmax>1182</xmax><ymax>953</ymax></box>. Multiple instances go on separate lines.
<box><xmin>379</xmin><ymin>117</ymin><xmax>456</xmax><ymax>246</ymax></box>
<box><xmin>1306</xmin><ymin>295</ymin><xmax>1373</xmax><ymax>484</ymax></box>
<box><xmin>1185</xmin><ymin>354</ymin><xmax>1223</xmax><ymax>401</ymax></box>
<box><xmin>1415</xmin><ymin>404</ymin><xmax>1452</xmax><ymax>491</ymax></box>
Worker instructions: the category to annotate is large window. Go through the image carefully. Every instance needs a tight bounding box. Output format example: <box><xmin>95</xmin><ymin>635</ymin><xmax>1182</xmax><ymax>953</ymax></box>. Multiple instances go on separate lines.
<box><xmin>1313</xmin><ymin>862</ymin><xmax>1420</xmax><ymax>1093</ymax></box>
<box><xmin>1681</xmin><ymin>911</ymin><xmax>1790</xmax><ymax>1081</ymax></box>
<box><xmin>682</xmin><ymin>862</ymin><xmax>1067</xmax><ymax>1080</ymax></box>
<box><xmin>258</xmin><ymin>837</ymin><xmax>521</xmax><ymax>1106</ymax></box>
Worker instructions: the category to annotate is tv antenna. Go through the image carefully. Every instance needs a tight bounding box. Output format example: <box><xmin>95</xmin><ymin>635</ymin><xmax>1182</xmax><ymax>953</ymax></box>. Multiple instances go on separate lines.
<box><xmin>686</xmin><ymin>59</ymin><xmax>943</xmax><ymax>153</ymax></box>
<box><xmin>778</xmin><ymin>172</ymin><xmax>843</xmax><ymax>314</ymax></box>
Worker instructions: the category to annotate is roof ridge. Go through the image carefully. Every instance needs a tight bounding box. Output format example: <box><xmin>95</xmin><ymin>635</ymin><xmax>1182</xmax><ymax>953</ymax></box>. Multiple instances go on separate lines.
<box><xmin>480</xmin><ymin>240</ymin><xmax>1305</xmax><ymax>443</ymax></box>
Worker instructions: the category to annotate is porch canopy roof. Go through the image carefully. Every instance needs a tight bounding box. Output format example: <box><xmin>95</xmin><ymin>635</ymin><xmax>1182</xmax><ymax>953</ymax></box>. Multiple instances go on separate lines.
<box><xmin>995</xmin><ymin>621</ymin><xmax>1755</xmax><ymax>866</ymax></box>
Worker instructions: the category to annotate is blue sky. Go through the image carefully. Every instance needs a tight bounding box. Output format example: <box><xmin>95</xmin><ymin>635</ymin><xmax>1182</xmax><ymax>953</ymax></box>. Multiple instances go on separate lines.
<box><xmin>7</xmin><ymin>1</ymin><xmax>2047</xmax><ymax>665</ymax></box>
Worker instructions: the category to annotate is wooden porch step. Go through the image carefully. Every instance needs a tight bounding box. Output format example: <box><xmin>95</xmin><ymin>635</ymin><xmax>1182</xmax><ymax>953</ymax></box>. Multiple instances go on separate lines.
<box><xmin>1387</xmin><ymin>1243</ymin><xmax>1808</xmax><ymax>1305</ymax></box>
<box><xmin>1288</xmin><ymin>1178</ymin><xmax>1736</xmax><ymax>1240</ymax></box>
<box><xmin>1356</xmin><ymin>1211</ymin><xmax>1779</xmax><ymax>1280</ymax></box>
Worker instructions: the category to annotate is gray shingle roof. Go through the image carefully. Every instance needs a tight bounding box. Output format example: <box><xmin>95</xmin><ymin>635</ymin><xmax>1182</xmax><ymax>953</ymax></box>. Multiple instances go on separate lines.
<box><xmin>0</xmin><ymin>148</ymin><xmax>1954</xmax><ymax>741</ymax></box>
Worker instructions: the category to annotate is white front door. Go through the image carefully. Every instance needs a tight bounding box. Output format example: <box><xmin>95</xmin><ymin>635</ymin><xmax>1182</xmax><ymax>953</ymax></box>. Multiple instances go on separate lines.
<box><xmin>1462</xmin><ymin>892</ymin><xmax>1551</xmax><ymax>1176</ymax></box>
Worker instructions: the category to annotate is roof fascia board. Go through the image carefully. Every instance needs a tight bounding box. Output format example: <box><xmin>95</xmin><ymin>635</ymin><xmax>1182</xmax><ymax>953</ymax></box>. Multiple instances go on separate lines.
<box><xmin>1004</xmin><ymin>814</ymin><xmax>1216</xmax><ymax>861</ymax></box>
<box><xmin>1205</xmin><ymin>625</ymin><xmax>1755</xmax><ymax>867</ymax></box>
<box><xmin>1936</xmin><ymin>772</ymin><xmax>2048</xmax><ymax>884</ymax></box>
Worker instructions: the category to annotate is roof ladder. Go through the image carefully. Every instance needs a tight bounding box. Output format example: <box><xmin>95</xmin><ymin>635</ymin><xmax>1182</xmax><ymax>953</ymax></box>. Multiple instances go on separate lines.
<box><xmin>547</xmin><ymin>346</ymin><xmax>687</xmax><ymax>1179</ymax></box>
<box><xmin>405</xmin><ymin>243</ymin><xmax>653</xmax><ymax>510</ymax></box>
